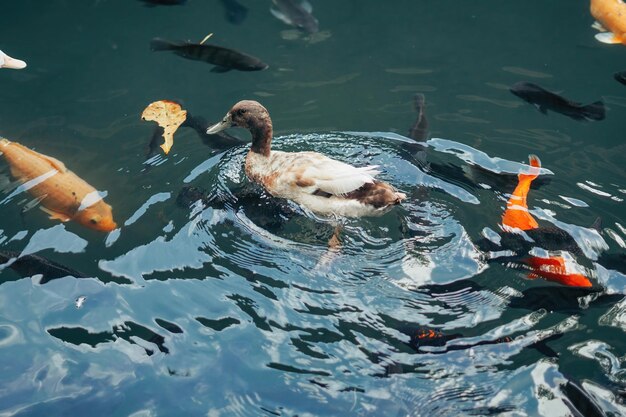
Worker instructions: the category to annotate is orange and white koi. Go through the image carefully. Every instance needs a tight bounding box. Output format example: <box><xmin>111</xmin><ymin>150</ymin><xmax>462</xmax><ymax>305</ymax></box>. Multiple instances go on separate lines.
<box><xmin>590</xmin><ymin>0</ymin><xmax>626</xmax><ymax>45</ymax></box>
<box><xmin>0</xmin><ymin>138</ymin><xmax>117</xmax><ymax>232</ymax></box>
<box><xmin>502</xmin><ymin>155</ymin><xmax>592</xmax><ymax>287</ymax></box>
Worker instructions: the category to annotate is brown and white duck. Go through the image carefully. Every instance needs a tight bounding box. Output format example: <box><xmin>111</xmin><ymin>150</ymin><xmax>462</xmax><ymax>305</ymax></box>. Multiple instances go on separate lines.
<box><xmin>206</xmin><ymin>100</ymin><xmax>406</xmax><ymax>217</ymax></box>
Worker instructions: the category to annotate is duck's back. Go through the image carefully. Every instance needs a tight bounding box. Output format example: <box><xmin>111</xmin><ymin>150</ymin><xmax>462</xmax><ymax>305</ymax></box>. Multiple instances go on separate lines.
<box><xmin>245</xmin><ymin>149</ymin><xmax>404</xmax><ymax>217</ymax></box>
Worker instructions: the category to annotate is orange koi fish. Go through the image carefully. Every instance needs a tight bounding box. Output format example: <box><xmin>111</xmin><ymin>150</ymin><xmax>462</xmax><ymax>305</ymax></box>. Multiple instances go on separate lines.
<box><xmin>590</xmin><ymin>0</ymin><xmax>626</xmax><ymax>45</ymax></box>
<box><xmin>502</xmin><ymin>155</ymin><xmax>592</xmax><ymax>287</ymax></box>
<box><xmin>0</xmin><ymin>138</ymin><xmax>117</xmax><ymax>232</ymax></box>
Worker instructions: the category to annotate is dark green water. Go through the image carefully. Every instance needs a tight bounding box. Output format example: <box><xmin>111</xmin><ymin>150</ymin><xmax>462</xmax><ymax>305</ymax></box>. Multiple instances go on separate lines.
<box><xmin>1</xmin><ymin>1</ymin><xmax>625</xmax><ymax>416</ymax></box>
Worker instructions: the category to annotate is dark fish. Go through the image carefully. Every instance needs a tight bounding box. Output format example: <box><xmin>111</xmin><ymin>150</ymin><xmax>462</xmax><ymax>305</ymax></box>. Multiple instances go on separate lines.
<box><xmin>561</xmin><ymin>378</ymin><xmax>609</xmax><ymax>417</ymax></box>
<box><xmin>271</xmin><ymin>0</ymin><xmax>319</xmax><ymax>34</ymax></box>
<box><xmin>150</xmin><ymin>38</ymin><xmax>268</xmax><ymax>73</ymax></box>
<box><xmin>220</xmin><ymin>0</ymin><xmax>248</xmax><ymax>25</ymax></box>
<box><xmin>510</xmin><ymin>81</ymin><xmax>605</xmax><ymax>121</ymax></box>
<box><xmin>0</xmin><ymin>250</ymin><xmax>87</xmax><ymax>284</ymax></box>
<box><xmin>183</xmin><ymin>113</ymin><xmax>247</xmax><ymax>148</ymax></box>
<box><xmin>615</xmin><ymin>71</ymin><xmax>626</xmax><ymax>86</ymax></box>
<box><xmin>408</xmin><ymin>93</ymin><xmax>429</xmax><ymax>141</ymax></box>
<box><xmin>597</xmin><ymin>252</ymin><xmax>626</xmax><ymax>275</ymax></box>
<box><xmin>138</xmin><ymin>0</ymin><xmax>186</xmax><ymax>6</ymax></box>
<box><xmin>176</xmin><ymin>185</ymin><xmax>296</xmax><ymax>231</ymax></box>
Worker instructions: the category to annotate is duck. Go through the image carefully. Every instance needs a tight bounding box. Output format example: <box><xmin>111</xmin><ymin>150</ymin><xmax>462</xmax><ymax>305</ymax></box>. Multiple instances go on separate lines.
<box><xmin>0</xmin><ymin>50</ymin><xmax>27</xmax><ymax>69</ymax></box>
<box><xmin>206</xmin><ymin>100</ymin><xmax>406</xmax><ymax>217</ymax></box>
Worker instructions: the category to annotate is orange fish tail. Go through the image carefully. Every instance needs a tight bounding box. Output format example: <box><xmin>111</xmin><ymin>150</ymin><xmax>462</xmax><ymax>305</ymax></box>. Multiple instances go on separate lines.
<box><xmin>517</xmin><ymin>154</ymin><xmax>541</xmax><ymax>182</ymax></box>
<box><xmin>502</xmin><ymin>155</ymin><xmax>541</xmax><ymax>230</ymax></box>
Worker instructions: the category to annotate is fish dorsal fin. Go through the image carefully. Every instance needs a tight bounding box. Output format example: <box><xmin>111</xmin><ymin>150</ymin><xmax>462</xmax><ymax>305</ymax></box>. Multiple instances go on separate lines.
<box><xmin>595</xmin><ymin>32</ymin><xmax>621</xmax><ymax>44</ymax></box>
<box><xmin>12</xmin><ymin>142</ymin><xmax>68</xmax><ymax>172</ymax></box>
<box><xmin>41</xmin><ymin>155</ymin><xmax>68</xmax><ymax>173</ymax></box>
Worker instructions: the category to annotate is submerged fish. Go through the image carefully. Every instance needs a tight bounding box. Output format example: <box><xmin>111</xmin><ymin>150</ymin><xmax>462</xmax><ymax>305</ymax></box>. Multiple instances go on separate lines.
<box><xmin>500</xmin><ymin>155</ymin><xmax>592</xmax><ymax>287</ymax></box>
<box><xmin>220</xmin><ymin>0</ymin><xmax>248</xmax><ymax>24</ymax></box>
<box><xmin>145</xmin><ymin>108</ymin><xmax>246</xmax><ymax>160</ymax></box>
<box><xmin>510</xmin><ymin>81</ymin><xmax>605</xmax><ymax>121</ymax></box>
<box><xmin>150</xmin><ymin>38</ymin><xmax>268</xmax><ymax>73</ymax></box>
<box><xmin>0</xmin><ymin>50</ymin><xmax>26</xmax><ymax>70</ymax></box>
<box><xmin>0</xmin><ymin>250</ymin><xmax>87</xmax><ymax>284</ymax></box>
<box><xmin>0</xmin><ymin>138</ymin><xmax>117</xmax><ymax>232</ymax></box>
<box><xmin>408</xmin><ymin>93</ymin><xmax>429</xmax><ymax>141</ymax></box>
<box><xmin>590</xmin><ymin>0</ymin><xmax>626</xmax><ymax>45</ymax></box>
<box><xmin>615</xmin><ymin>71</ymin><xmax>626</xmax><ymax>85</ymax></box>
<box><xmin>271</xmin><ymin>0</ymin><xmax>319</xmax><ymax>34</ymax></box>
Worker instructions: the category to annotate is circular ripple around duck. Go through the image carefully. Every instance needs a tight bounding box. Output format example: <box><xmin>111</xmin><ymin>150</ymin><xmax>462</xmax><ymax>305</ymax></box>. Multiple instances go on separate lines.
<box><xmin>183</xmin><ymin>131</ymin><xmax>486</xmax><ymax>291</ymax></box>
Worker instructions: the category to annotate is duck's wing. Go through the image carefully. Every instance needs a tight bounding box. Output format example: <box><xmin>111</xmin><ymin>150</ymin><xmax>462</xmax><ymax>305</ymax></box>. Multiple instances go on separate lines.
<box><xmin>300</xmin><ymin>158</ymin><xmax>380</xmax><ymax>196</ymax></box>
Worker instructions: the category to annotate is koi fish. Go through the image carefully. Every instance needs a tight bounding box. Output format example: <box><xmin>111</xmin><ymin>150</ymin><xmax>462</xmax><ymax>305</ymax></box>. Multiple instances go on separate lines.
<box><xmin>0</xmin><ymin>50</ymin><xmax>26</xmax><ymax>70</ymax></box>
<box><xmin>150</xmin><ymin>38</ymin><xmax>268</xmax><ymax>73</ymax></box>
<box><xmin>501</xmin><ymin>155</ymin><xmax>592</xmax><ymax>287</ymax></box>
<box><xmin>590</xmin><ymin>0</ymin><xmax>626</xmax><ymax>45</ymax></box>
<box><xmin>0</xmin><ymin>138</ymin><xmax>116</xmax><ymax>232</ymax></box>
<box><xmin>510</xmin><ymin>82</ymin><xmax>605</xmax><ymax>121</ymax></box>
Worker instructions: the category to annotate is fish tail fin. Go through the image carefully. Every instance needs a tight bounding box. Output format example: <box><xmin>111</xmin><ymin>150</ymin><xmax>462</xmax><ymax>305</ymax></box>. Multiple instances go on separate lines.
<box><xmin>518</xmin><ymin>154</ymin><xmax>541</xmax><ymax>182</ymax></box>
<box><xmin>582</xmin><ymin>101</ymin><xmax>605</xmax><ymax>121</ymax></box>
<box><xmin>150</xmin><ymin>38</ymin><xmax>177</xmax><ymax>52</ymax></box>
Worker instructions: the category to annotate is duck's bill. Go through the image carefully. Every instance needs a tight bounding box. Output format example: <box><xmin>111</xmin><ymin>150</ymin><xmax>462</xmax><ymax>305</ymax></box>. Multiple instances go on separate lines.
<box><xmin>206</xmin><ymin>113</ymin><xmax>232</xmax><ymax>134</ymax></box>
<box><xmin>1</xmin><ymin>55</ymin><xmax>27</xmax><ymax>69</ymax></box>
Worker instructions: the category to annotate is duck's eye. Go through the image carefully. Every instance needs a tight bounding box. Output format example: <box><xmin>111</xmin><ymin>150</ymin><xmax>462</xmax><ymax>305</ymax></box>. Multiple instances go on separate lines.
<box><xmin>237</xmin><ymin>109</ymin><xmax>247</xmax><ymax>116</ymax></box>
<box><xmin>90</xmin><ymin>218</ymin><xmax>98</xmax><ymax>225</ymax></box>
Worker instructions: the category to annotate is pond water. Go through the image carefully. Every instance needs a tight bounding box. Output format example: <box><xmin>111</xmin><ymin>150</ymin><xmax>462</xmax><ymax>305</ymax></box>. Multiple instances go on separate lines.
<box><xmin>1</xmin><ymin>1</ymin><xmax>625</xmax><ymax>416</ymax></box>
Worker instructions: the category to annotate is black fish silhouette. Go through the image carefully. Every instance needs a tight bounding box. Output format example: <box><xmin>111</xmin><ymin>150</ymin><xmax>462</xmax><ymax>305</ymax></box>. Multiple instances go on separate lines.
<box><xmin>0</xmin><ymin>250</ymin><xmax>86</xmax><ymax>284</ymax></box>
<box><xmin>150</xmin><ymin>38</ymin><xmax>268</xmax><ymax>73</ymax></box>
<box><xmin>510</xmin><ymin>81</ymin><xmax>605</xmax><ymax>121</ymax></box>
<box><xmin>408</xmin><ymin>93</ymin><xmax>429</xmax><ymax>142</ymax></box>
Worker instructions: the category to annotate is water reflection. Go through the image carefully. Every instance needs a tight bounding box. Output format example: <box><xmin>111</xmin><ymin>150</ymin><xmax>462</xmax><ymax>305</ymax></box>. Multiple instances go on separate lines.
<box><xmin>1</xmin><ymin>132</ymin><xmax>625</xmax><ymax>416</ymax></box>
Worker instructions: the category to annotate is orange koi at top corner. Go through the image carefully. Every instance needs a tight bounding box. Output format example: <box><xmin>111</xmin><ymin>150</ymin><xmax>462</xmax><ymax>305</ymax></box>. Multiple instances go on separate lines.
<box><xmin>590</xmin><ymin>0</ymin><xmax>626</xmax><ymax>45</ymax></box>
<box><xmin>0</xmin><ymin>138</ymin><xmax>117</xmax><ymax>232</ymax></box>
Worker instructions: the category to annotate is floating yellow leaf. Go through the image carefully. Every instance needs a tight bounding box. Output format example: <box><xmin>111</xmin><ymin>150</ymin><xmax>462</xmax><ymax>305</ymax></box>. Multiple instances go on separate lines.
<box><xmin>141</xmin><ymin>100</ymin><xmax>187</xmax><ymax>154</ymax></box>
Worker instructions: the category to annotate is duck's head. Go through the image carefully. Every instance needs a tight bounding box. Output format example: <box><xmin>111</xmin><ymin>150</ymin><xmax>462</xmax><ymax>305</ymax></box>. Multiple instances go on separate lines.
<box><xmin>207</xmin><ymin>100</ymin><xmax>273</xmax><ymax>156</ymax></box>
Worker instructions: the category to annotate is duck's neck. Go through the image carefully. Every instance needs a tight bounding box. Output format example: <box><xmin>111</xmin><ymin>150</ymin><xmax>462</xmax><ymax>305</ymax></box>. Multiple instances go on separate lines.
<box><xmin>249</xmin><ymin>116</ymin><xmax>273</xmax><ymax>157</ymax></box>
